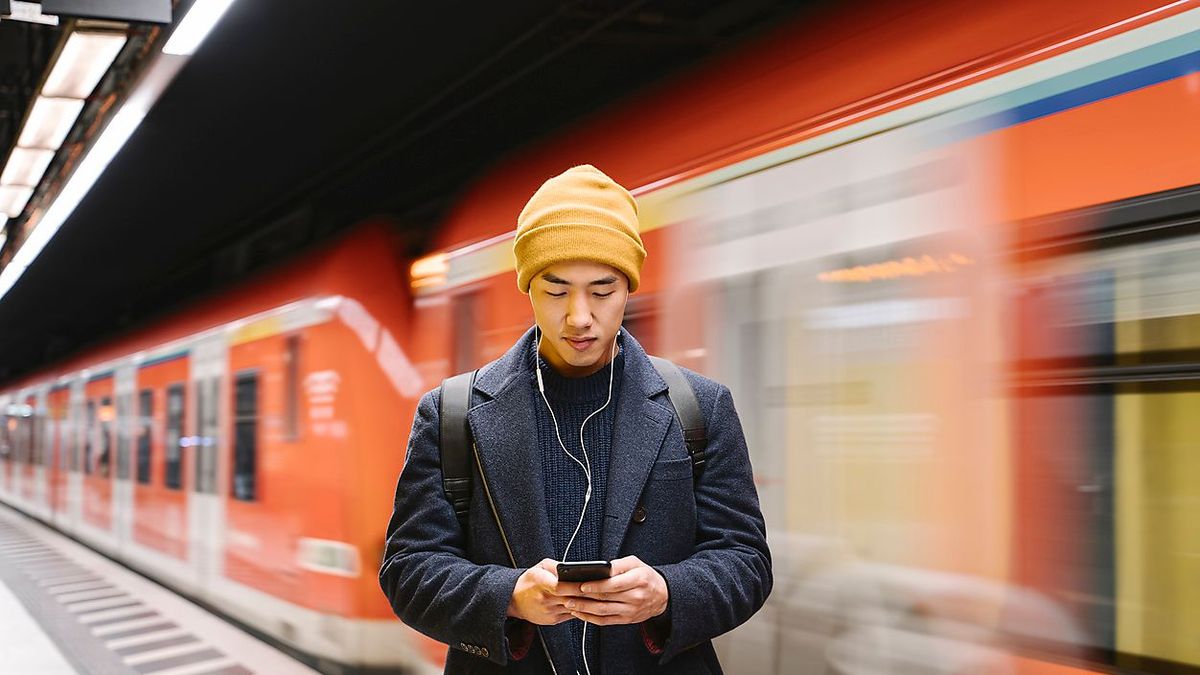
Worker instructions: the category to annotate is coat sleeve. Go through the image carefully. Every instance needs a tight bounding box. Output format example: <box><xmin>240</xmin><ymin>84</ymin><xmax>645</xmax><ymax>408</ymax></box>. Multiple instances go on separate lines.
<box><xmin>378</xmin><ymin>389</ymin><xmax>525</xmax><ymax>666</ymax></box>
<box><xmin>653</xmin><ymin>382</ymin><xmax>773</xmax><ymax>663</ymax></box>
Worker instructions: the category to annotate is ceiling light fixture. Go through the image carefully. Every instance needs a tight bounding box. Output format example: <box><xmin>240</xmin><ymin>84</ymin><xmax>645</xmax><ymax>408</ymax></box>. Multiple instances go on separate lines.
<box><xmin>0</xmin><ymin>187</ymin><xmax>34</xmax><ymax>219</ymax></box>
<box><xmin>0</xmin><ymin>1</ymin><xmax>240</xmax><ymax>302</ymax></box>
<box><xmin>0</xmin><ymin>148</ymin><xmax>55</xmax><ymax>187</ymax></box>
<box><xmin>17</xmin><ymin>97</ymin><xmax>87</xmax><ymax>149</ymax></box>
<box><xmin>41</xmin><ymin>31</ymin><xmax>128</xmax><ymax>99</ymax></box>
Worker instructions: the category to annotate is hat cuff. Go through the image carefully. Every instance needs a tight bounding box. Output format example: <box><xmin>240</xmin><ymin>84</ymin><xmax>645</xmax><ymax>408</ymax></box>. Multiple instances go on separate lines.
<box><xmin>515</xmin><ymin>222</ymin><xmax>646</xmax><ymax>293</ymax></box>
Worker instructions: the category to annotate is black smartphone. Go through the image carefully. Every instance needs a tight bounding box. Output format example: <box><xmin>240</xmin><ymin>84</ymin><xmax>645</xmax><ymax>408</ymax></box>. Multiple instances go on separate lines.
<box><xmin>556</xmin><ymin>560</ymin><xmax>612</xmax><ymax>583</ymax></box>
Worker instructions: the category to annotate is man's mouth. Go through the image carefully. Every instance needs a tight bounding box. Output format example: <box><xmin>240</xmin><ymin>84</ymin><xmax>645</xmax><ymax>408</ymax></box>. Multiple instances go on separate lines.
<box><xmin>564</xmin><ymin>337</ymin><xmax>597</xmax><ymax>352</ymax></box>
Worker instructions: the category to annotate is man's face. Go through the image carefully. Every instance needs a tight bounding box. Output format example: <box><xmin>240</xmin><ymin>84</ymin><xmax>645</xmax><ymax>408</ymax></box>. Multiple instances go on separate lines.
<box><xmin>529</xmin><ymin>260</ymin><xmax>629</xmax><ymax>377</ymax></box>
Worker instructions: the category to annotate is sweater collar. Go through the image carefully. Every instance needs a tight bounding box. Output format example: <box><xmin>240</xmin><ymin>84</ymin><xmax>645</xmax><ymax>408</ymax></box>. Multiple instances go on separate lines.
<box><xmin>530</xmin><ymin>336</ymin><xmax>626</xmax><ymax>403</ymax></box>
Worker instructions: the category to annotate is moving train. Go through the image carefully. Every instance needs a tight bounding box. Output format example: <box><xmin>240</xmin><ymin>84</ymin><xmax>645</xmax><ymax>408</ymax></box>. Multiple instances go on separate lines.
<box><xmin>3</xmin><ymin>0</ymin><xmax>1199</xmax><ymax>672</ymax></box>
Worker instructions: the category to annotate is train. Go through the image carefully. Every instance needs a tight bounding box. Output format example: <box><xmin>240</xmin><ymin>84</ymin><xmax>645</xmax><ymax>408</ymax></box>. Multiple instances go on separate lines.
<box><xmin>3</xmin><ymin>0</ymin><xmax>1200</xmax><ymax>672</ymax></box>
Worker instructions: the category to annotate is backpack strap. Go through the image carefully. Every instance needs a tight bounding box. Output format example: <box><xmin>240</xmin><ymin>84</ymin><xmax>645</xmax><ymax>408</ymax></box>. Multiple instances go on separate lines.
<box><xmin>648</xmin><ymin>356</ymin><xmax>709</xmax><ymax>480</ymax></box>
<box><xmin>439</xmin><ymin>369</ymin><xmax>477</xmax><ymax>530</ymax></box>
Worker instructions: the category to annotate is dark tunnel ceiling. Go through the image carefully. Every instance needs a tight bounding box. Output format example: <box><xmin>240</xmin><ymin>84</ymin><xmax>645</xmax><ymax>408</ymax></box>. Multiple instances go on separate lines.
<box><xmin>0</xmin><ymin>0</ymin><xmax>829</xmax><ymax>383</ymax></box>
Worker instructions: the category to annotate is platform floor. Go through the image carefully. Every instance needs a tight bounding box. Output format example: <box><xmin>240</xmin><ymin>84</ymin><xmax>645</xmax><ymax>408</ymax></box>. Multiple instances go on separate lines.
<box><xmin>0</xmin><ymin>506</ymin><xmax>319</xmax><ymax>675</ymax></box>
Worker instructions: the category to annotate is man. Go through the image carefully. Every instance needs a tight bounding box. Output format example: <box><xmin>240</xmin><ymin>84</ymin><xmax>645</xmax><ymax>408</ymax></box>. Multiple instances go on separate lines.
<box><xmin>380</xmin><ymin>165</ymin><xmax>771</xmax><ymax>674</ymax></box>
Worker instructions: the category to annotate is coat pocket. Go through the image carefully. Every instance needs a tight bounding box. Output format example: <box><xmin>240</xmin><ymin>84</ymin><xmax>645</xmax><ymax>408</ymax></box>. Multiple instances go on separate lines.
<box><xmin>649</xmin><ymin>455</ymin><xmax>693</xmax><ymax>481</ymax></box>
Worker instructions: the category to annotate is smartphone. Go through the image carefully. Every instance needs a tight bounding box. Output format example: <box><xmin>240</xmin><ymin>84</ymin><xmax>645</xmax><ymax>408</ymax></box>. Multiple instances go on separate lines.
<box><xmin>556</xmin><ymin>560</ymin><xmax>612</xmax><ymax>583</ymax></box>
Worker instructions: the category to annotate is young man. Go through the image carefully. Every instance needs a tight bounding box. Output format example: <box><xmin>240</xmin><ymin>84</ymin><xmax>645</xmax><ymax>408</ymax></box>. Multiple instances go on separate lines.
<box><xmin>380</xmin><ymin>165</ymin><xmax>771</xmax><ymax>674</ymax></box>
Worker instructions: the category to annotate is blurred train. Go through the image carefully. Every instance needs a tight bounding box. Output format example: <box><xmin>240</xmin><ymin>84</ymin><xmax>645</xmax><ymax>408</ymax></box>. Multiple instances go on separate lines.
<box><xmin>3</xmin><ymin>0</ymin><xmax>1200</xmax><ymax>672</ymax></box>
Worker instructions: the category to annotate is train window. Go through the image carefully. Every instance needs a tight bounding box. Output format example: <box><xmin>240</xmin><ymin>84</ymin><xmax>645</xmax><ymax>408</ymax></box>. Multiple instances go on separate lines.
<box><xmin>68</xmin><ymin>398</ymin><xmax>80</xmax><ymax>472</ymax></box>
<box><xmin>38</xmin><ymin>406</ymin><xmax>51</xmax><ymax>467</ymax></box>
<box><xmin>232</xmin><ymin>372</ymin><xmax>258</xmax><ymax>502</ymax></box>
<box><xmin>284</xmin><ymin>334</ymin><xmax>300</xmax><ymax>441</ymax></box>
<box><xmin>116</xmin><ymin>392</ymin><xmax>132</xmax><ymax>480</ymax></box>
<box><xmin>13</xmin><ymin>409</ymin><xmax>27</xmax><ymax>465</ymax></box>
<box><xmin>452</xmin><ymin>292</ymin><xmax>480</xmax><ymax>372</ymax></box>
<box><xmin>23</xmin><ymin>402</ymin><xmax>38</xmax><ymax>466</ymax></box>
<box><xmin>84</xmin><ymin>400</ymin><xmax>96</xmax><ymax>475</ymax></box>
<box><xmin>136</xmin><ymin>389</ymin><xmax>152</xmax><ymax>485</ymax></box>
<box><xmin>98</xmin><ymin>396</ymin><xmax>112</xmax><ymax>478</ymax></box>
<box><xmin>52</xmin><ymin>400</ymin><xmax>67</xmax><ymax>471</ymax></box>
<box><xmin>165</xmin><ymin>384</ymin><xmax>185</xmax><ymax>490</ymax></box>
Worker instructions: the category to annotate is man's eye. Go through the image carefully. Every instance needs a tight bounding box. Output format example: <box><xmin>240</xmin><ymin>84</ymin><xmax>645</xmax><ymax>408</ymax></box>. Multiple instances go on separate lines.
<box><xmin>547</xmin><ymin>291</ymin><xmax>567</xmax><ymax>298</ymax></box>
<box><xmin>593</xmin><ymin>292</ymin><xmax>614</xmax><ymax>298</ymax></box>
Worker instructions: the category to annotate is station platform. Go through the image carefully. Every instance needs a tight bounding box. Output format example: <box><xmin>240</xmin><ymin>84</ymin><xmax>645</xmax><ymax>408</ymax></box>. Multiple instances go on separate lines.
<box><xmin>0</xmin><ymin>506</ymin><xmax>318</xmax><ymax>675</ymax></box>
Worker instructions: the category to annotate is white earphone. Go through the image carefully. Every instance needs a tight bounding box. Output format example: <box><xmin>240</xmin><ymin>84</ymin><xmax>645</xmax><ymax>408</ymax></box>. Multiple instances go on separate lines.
<box><xmin>534</xmin><ymin>325</ymin><xmax>618</xmax><ymax>675</ymax></box>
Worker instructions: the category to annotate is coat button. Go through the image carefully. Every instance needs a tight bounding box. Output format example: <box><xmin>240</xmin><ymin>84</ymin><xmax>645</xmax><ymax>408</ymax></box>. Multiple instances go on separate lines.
<box><xmin>459</xmin><ymin>642</ymin><xmax>468</xmax><ymax>651</ymax></box>
<box><xmin>633</xmin><ymin>505</ymin><xmax>647</xmax><ymax>523</ymax></box>
<box><xmin>481</xmin><ymin>647</ymin><xmax>490</xmax><ymax>657</ymax></box>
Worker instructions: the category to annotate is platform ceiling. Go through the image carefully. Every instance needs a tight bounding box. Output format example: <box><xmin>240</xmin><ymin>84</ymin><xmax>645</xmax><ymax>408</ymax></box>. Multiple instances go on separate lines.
<box><xmin>0</xmin><ymin>0</ymin><xmax>825</xmax><ymax>383</ymax></box>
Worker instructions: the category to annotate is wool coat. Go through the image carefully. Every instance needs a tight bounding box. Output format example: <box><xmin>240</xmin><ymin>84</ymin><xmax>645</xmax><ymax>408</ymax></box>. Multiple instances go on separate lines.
<box><xmin>379</xmin><ymin>328</ymin><xmax>772</xmax><ymax>674</ymax></box>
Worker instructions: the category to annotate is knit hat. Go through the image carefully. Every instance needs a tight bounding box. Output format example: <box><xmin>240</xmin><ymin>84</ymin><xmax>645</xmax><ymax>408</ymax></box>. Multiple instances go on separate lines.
<box><xmin>514</xmin><ymin>165</ymin><xmax>646</xmax><ymax>293</ymax></box>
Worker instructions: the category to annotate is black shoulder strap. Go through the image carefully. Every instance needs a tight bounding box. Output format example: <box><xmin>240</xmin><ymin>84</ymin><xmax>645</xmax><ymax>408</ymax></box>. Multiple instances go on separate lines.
<box><xmin>439</xmin><ymin>369</ymin><xmax>477</xmax><ymax>529</ymax></box>
<box><xmin>648</xmin><ymin>356</ymin><xmax>709</xmax><ymax>480</ymax></box>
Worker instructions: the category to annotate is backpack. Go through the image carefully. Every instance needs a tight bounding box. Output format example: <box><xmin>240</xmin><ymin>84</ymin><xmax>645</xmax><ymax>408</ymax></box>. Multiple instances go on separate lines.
<box><xmin>438</xmin><ymin>356</ymin><xmax>708</xmax><ymax>529</ymax></box>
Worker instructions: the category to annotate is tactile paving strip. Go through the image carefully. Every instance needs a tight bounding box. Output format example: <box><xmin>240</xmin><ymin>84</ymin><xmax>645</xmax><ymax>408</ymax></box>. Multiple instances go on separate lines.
<box><xmin>0</xmin><ymin>518</ymin><xmax>252</xmax><ymax>675</ymax></box>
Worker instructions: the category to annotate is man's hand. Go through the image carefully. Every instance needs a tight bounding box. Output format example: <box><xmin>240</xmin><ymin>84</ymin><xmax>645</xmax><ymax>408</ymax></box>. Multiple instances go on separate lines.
<box><xmin>562</xmin><ymin>555</ymin><xmax>669</xmax><ymax>625</ymax></box>
<box><xmin>507</xmin><ymin>559</ymin><xmax>574</xmax><ymax>625</ymax></box>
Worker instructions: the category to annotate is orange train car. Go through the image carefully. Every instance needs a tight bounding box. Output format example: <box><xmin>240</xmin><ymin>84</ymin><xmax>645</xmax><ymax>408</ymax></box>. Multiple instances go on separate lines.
<box><xmin>3</xmin><ymin>0</ymin><xmax>1200</xmax><ymax>672</ymax></box>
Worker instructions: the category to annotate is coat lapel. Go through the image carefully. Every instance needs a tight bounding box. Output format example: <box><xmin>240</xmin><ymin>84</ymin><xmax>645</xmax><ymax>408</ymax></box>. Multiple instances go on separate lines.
<box><xmin>466</xmin><ymin>329</ymin><xmax>555</xmax><ymax>569</ymax></box>
<box><xmin>600</xmin><ymin>333</ymin><xmax>673</xmax><ymax>561</ymax></box>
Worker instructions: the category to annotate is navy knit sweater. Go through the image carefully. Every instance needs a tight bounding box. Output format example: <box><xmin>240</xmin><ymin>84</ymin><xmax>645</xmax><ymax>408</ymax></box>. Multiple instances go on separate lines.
<box><xmin>531</xmin><ymin>338</ymin><xmax>624</xmax><ymax>671</ymax></box>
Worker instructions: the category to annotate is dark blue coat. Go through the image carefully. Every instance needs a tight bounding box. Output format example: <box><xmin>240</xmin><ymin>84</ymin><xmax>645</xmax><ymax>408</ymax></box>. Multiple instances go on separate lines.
<box><xmin>379</xmin><ymin>328</ymin><xmax>772</xmax><ymax>674</ymax></box>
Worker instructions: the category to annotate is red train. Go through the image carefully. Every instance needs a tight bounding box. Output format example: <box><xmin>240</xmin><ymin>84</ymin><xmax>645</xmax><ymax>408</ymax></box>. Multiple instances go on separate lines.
<box><xmin>3</xmin><ymin>0</ymin><xmax>1200</xmax><ymax>672</ymax></box>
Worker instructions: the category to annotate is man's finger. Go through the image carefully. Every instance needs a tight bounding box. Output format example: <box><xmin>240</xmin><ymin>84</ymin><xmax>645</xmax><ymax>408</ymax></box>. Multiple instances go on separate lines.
<box><xmin>552</xmin><ymin>580</ymin><xmax>585</xmax><ymax>597</ymax></box>
<box><xmin>567</xmin><ymin>598</ymin><xmax>627</xmax><ymax>616</ymax></box>
<box><xmin>608</xmin><ymin>555</ymin><xmax>642</xmax><ymax>575</ymax></box>
<box><xmin>570</xmin><ymin>608</ymin><xmax>633</xmax><ymax>626</ymax></box>
<box><xmin>577</xmin><ymin>588</ymin><xmax>641</xmax><ymax>604</ymax></box>
<box><xmin>531</xmin><ymin>566</ymin><xmax>559</xmax><ymax>591</ymax></box>
<box><xmin>580</xmin><ymin>568</ymin><xmax>643</xmax><ymax>594</ymax></box>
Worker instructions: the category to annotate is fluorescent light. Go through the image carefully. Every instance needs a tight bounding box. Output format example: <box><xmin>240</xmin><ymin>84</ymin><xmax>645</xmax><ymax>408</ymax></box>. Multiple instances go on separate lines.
<box><xmin>42</xmin><ymin>31</ymin><xmax>128</xmax><ymax>99</ymax></box>
<box><xmin>1</xmin><ymin>147</ymin><xmax>55</xmax><ymax>186</ymax></box>
<box><xmin>4</xmin><ymin>104</ymin><xmax>147</xmax><ymax>278</ymax></box>
<box><xmin>163</xmin><ymin>0</ymin><xmax>238</xmax><ymax>56</ymax></box>
<box><xmin>0</xmin><ymin>186</ymin><xmax>34</xmax><ymax>218</ymax></box>
<box><xmin>18</xmin><ymin>97</ymin><xmax>85</xmax><ymax>150</ymax></box>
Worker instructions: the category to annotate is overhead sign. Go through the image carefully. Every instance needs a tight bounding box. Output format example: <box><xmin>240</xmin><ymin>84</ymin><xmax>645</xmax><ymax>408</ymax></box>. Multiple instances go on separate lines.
<box><xmin>3</xmin><ymin>1</ymin><xmax>60</xmax><ymax>24</ymax></box>
<box><xmin>41</xmin><ymin>0</ymin><xmax>170</xmax><ymax>24</ymax></box>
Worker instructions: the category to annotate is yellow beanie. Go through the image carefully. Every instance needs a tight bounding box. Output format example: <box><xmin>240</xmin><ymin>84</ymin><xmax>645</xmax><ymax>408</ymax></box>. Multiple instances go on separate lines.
<box><xmin>514</xmin><ymin>164</ymin><xmax>646</xmax><ymax>293</ymax></box>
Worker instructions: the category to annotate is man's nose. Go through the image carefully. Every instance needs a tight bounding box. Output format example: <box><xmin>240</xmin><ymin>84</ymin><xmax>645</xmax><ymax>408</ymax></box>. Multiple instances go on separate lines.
<box><xmin>566</xmin><ymin>293</ymin><xmax>592</xmax><ymax>329</ymax></box>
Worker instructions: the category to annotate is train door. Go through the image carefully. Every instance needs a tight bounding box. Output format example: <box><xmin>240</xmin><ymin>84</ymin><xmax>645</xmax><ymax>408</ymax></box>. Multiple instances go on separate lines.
<box><xmin>66</xmin><ymin>380</ymin><xmax>85</xmax><ymax>531</ymax></box>
<box><xmin>189</xmin><ymin>336</ymin><xmax>226</xmax><ymax>591</ymax></box>
<box><xmin>114</xmin><ymin>364</ymin><xmax>137</xmax><ymax>553</ymax></box>
<box><xmin>0</xmin><ymin>392</ymin><xmax>12</xmax><ymax>493</ymax></box>
<box><xmin>18</xmin><ymin>390</ymin><xmax>37</xmax><ymax>504</ymax></box>
<box><xmin>32</xmin><ymin>386</ymin><xmax>49</xmax><ymax>519</ymax></box>
<box><xmin>82</xmin><ymin>372</ymin><xmax>116</xmax><ymax>537</ymax></box>
<box><xmin>48</xmin><ymin>384</ymin><xmax>71</xmax><ymax>526</ymax></box>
